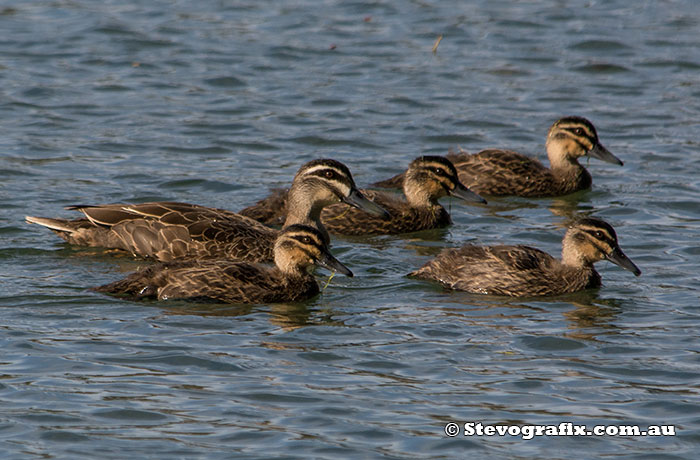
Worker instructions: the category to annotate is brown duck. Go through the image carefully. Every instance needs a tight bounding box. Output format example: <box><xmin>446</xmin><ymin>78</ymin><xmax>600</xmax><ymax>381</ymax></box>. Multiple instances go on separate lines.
<box><xmin>95</xmin><ymin>224</ymin><xmax>352</xmax><ymax>304</ymax></box>
<box><xmin>373</xmin><ymin>116</ymin><xmax>623</xmax><ymax>197</ymax></box>
<box><xmin>242</xmin><ymin>155</ymin><xmax>486</xmax><ymax>235</ymax></box>
<box><xmin>26</xmin><ymin>159</ymin><xmax>388</xmax><ymax>262</ymax></box>
<box><xmin>410</xmin><ymin>217</ymin><xmax>641</xmax><ymax>297</ymax></box>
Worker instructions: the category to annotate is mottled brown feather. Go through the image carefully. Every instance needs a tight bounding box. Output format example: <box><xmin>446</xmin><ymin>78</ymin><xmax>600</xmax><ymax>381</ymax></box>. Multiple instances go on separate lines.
<box><xmin>238</xmin><ymin>188</ymin><xmax>288</xmax><ymax>226</ymax></box>
<box><xmin>321</xmin><ymin>189</ymin><xmax>451</xmax><ymax>235</ymax></box>
<box><xmin>94</xmin><ymin>225</ymin><xmax>345</xmax><ymax>304</ymax></box>
<box><xmin>31</xmin><ymin>202</ymin><xmax>277</xmax><ymax>262</ymax></box>
<box><xmin>410</xmin><ymin>244</ymin><xmax>600</xmax><ymax>297</ymax></box>
<box><xmin>95</xmin><ymin>259</ymin><xmax>319</xmax><ymax>304</ymax></box>
<box><xmin>410</xmin><ymin>218</ymin><xmax>638</xmax><ymax>297</ymax></box>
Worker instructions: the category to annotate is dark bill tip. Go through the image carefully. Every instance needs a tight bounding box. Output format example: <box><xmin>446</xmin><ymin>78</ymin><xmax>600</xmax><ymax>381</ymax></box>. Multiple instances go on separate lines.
<box><xmin>587</xmin><ymin>143</ymin><xmax>623</xmax><ymax>166</ymax></box>
<box><xmin>450</xmin><ymin>183</ymin><xmax>487</xmax><ymax>205</ymax></box>
<box><xmin>606</xmin><ymin>248</ymin><xmax>641</xmax><ymax>277</ymax></box>
<box><xmin>343</xmin><ymin>188</ymin><xmax>391</xmax><ymax>219</ymax></box>
<box><xmin>316</xmin><ymin>251</ymin><xmax>354</xmax><ymax>277</ymax></box>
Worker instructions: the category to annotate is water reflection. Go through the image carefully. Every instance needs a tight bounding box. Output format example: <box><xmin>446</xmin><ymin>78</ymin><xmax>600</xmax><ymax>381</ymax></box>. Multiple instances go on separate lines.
<box><xmin>424</xmin><ymin>288</ymin><xmax>624</xmax><ymax>343</ymax></box>
<box><xmin>159</xmin><ymin>298</ymin><xmax>347</xmax><ymax>332</ymax></box>
<box><xmin>548</xmin><ymin>196</ymin><xmax>591</xmax><ymax>221</ymax></box>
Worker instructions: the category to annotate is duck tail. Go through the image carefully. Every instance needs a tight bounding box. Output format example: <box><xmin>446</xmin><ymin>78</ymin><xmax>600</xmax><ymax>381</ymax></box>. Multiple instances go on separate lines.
<box><xmin>25</xmin><ymin>216</ymin><xmax>77</xmax><ymax>233</ymax></box>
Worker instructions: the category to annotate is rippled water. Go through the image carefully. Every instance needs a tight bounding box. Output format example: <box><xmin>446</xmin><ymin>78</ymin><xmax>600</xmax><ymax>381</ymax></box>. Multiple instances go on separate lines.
<box><xmin>2</xmin><ymin>0</ymin><xmax>699</xmax><ymax>458</ymax></box>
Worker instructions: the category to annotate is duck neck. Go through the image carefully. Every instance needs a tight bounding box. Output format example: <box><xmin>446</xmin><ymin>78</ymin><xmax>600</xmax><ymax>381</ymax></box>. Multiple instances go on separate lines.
<box><xmin>283</xmin><ymin>185</ymin><xmax>331</xmax><ymax>244</ymax></box>
<box><xmin>546</xmin><ymin>142</ymin><xmax>591</xmax><ymax>191</ymax></box>
<box><xmin>561</xmin><ymin>235</ymin><xmax>593</xmax><ymax>272</ymax></box>
<box><xmin>403</xmin><ymin>177</ymin><xmax>440</xmax><ymax>209</ymax></box>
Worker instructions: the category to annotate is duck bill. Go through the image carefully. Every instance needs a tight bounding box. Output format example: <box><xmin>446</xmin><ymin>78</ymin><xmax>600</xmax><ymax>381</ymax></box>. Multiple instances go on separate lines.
<box><xmin>343</xmin><ymin>188</ymin><xmax>391</xmax><ymax>219</ymax></box>
<box><xmin>587</xmin><ymin>143</ymin><xmax>623</xmax><ymax>166</ymax></box>
<box><xmin>450</xmin><ymin>183</ymin><xmax>487</xmax><ymax>205</ymax></box>
<box><xmin>316</xmin><ymin>250</ymin><xmax>354</xmax><ymax>277</ymax></box>
<box><xmin>606</xmin><ymin>248</ymin><xmax>641</xmax><ymax>276</ymax></box>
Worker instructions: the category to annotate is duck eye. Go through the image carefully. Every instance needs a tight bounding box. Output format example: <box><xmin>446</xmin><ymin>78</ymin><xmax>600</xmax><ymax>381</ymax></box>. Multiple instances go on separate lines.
<box><xmin>574</xmin><ymin>128</ymin><xmax>584</xmax><ymax>135</ymax></box>
<box><xmin>324</xmin><ymin>170</ymin><xmax>335</xmax><ymax>179</ymax></box>
<box><xmin>434</xmin><ymin>167</ymin><xmax>444</xmax><ymax>175</ymax></box>
<box><xmin>594</xmin><ymin>231</ymin><xmax>603</xmax><ymax>239</ymax></box>
<box><xmin>302</xmin><ymin>236</ymin><xmax>311</xmax><ymax>244</ymax></box>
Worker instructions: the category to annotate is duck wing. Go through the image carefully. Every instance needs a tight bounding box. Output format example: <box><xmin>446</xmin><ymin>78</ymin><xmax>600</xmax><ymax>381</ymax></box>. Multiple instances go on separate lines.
<box><xmin>238</xmin><ymin>188</ymin><xmax>289</xmax><ymax>225</ymax></box>
<box><xmin>411</xmin><ymin>244</ymin><xmax>558</xmax><ymax>296</ymax></box>
<box><xmin>449</xmin><ymin>149</ymin><xmax>553</xmax><ymax>196</ymax></box>
<box><xmin>321</xmin><ymin>190</ymin><xmax>446</xmax><ymax>235</ymax></box>
<box><xmin>52</xmin><ymin>202</ymin><xmax>276</xmax><ymax>262</ymax></box>
<box><xmin>96</xmin><ymin>259</ymin><xmax>317</xmax><ymax>304</ymax></box>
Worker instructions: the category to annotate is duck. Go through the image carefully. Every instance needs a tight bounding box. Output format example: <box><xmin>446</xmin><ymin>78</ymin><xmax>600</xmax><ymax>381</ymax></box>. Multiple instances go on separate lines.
<box><xmin>242</xmin><ymin>155</ymin><xmax>486</xmax><ymax>235</ymax></box>
<box><xmin>373</xmin><ymin>116</ymin><xmax>623</xmax><ymax>197</ymax></box>
<box><xmin>94</xmin><ymin>224</ymin><xmax>352</xmax><ymax>304</ymax></box>
<box><xmin>322</xmin><ymin>155</ymin><xmax>486</xmax><ymax>235</ymax></box>
<box><xmin>26</xmin><ymin>159</ymin><xmax>389</xmax><ymax>263</ymax></box>
<box><xmin>409</xmin><ymin>217</ymin><xmax>641</xmax><ymax>297</ymax></box>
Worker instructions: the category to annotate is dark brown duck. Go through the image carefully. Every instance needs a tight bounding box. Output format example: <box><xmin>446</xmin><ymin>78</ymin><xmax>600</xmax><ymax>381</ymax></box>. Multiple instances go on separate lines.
<box><xmin>374</xmin><ymin>117</ymin><xmax>623</xmax><ymax>197</ymax></box>
<box><xmin>95</xmin><ymin>225</ymin><xmax>352</xmax><ymax>304</ymax></box>
<box><xmin>26</xmin><ymin>159</ymin><xmax>388</xmax><ymax>263</ymax></box>
<box><xmin>410</xmin><ymin>217</ymin><xmax>641</xmax><ymax>297</ymax></box>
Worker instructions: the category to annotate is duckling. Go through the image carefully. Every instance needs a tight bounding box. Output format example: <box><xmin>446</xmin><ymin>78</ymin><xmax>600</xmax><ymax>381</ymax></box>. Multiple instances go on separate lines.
<box><xmin>321</xmin><ymin>155</ymin><xmax>485</xmax><ymax>235</ymax></box>
<box><xmin>409</xmin><ymin>217</ymin><xmax>640</xmax><ymax>297</ymax></box>
<box><xmin>26</xmin><ymin>159</ymin><xmax>388</xmax><ymax>262</ymax></box>
<box><xmin>94</xmin><ymin>224</ymin><xmax>352</xmax><ymax>304</ymax></box>
<box><xmin>373</xmin><ymin>117</ymin><xmax>623</xmax><ymax>197</ymax></box>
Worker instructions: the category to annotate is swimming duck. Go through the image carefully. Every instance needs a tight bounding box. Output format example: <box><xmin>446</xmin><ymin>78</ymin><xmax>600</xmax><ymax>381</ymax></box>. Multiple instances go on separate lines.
<box><xmin>373</xmin><ymin>117</ymin><xmax>623</xmax><ymax>197</ymax></box>
<box><xmin>26</xmin><ymin>159</ymin><xmax>388</xmax><ymax>262</ymax></box>
<box><xmin>241</xmin><ymin>155</ymin><xmax>486</xmax><ymax>235</ymax></box>
<box><xmin>409</xmin><ymin>217</ymin><xmax>640</xmax><ymax>297</ymax></box>
<box><xmin>94</xmin><ymin>224</ymin><xmax>352</xmax><ymax>304</ymax></box>
<box><xmin>322</xmin><ymin>155</ymin><xmax>485</xmax><ymax>235</ymax></box>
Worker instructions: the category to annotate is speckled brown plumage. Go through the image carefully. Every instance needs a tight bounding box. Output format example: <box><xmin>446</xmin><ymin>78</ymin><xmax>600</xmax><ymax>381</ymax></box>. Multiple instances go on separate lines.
<box><xmin>238</xmin><ymin>187</ymin><xmax>288</xmax><ymax>226</ymax></box>
<box><xmin>26</xmin><ymin>159</ymin><xmax>388</xmax><ymax>262</ymax></box>
<box><xmin>410</xmin><ymin>217</ymin><xmax>641</xmax><ymax>297</ymax></box>
<box><xmin>94</xmin><ymin>225</ymin><xmax>352</xmax><ymax>304</ymax></box>
<box><xmin>28</xmin><ymin>201</ymin><xmax>279</xmax><ymax>262</ymax></box>
<box><xmin>373</xmin><ymin>117</ymin><xmax>623</xmax><ymax>197</ymax></box>
<box><xmin>320</xmin><ymin>189</ymin><xmax>453</xmax><ymax>235</ymax></box>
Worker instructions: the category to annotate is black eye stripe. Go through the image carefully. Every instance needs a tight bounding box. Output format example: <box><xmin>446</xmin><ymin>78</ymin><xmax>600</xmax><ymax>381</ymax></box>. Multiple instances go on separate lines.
<box><xmin>562</xmin><ymin>124</ymin><xmax>591</xmax><ymax>133</ymax></box>
<box><xmin>308</xmin><ymin>169</ymin><xmax>353</xmax><ymax>188</ymax></box>
<box><xmin>580</xmin><ymin>228</ymin><xmax>614</xmax><ymax>245</ymax></box>
<box><xmin>282</xmin><ymin>224</ymin><xmax>326</xmax><ymax>244</ymax></box>
<box><xmin>416</xmin><ymin>156</ymin><xmax>457</xmax><ymax>171</ymax></box>
<box><xmin>289</xmin><ymin>234</ymin><xmax>321</xmax><ymax>246</ymax></box>
<box><xmin>423</xmin><ymin>163</ymin><xmax>457</xmax><ymax>177</ymax></box>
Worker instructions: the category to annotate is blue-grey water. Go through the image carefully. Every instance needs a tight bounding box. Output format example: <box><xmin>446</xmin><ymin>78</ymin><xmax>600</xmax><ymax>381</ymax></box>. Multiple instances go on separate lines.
<box><xmin>1</xmin><ymin>1</ymin><xmax>699</xmax><ymax>458</ymax></box>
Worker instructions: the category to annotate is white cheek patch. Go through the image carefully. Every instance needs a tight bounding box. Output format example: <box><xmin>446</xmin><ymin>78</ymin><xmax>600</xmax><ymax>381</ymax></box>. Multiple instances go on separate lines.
<box><xmin>336</xmin><ymin>181</ymin><xmax>351</xmax><ymax>197</ymax></box>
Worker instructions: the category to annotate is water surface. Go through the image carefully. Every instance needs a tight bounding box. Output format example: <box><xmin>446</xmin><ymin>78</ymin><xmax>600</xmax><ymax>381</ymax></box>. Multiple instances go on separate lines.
<box><xmin>1</xmin><ymin>1</ymin><xmax>699</xmax><ymax>458</ymax></box>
